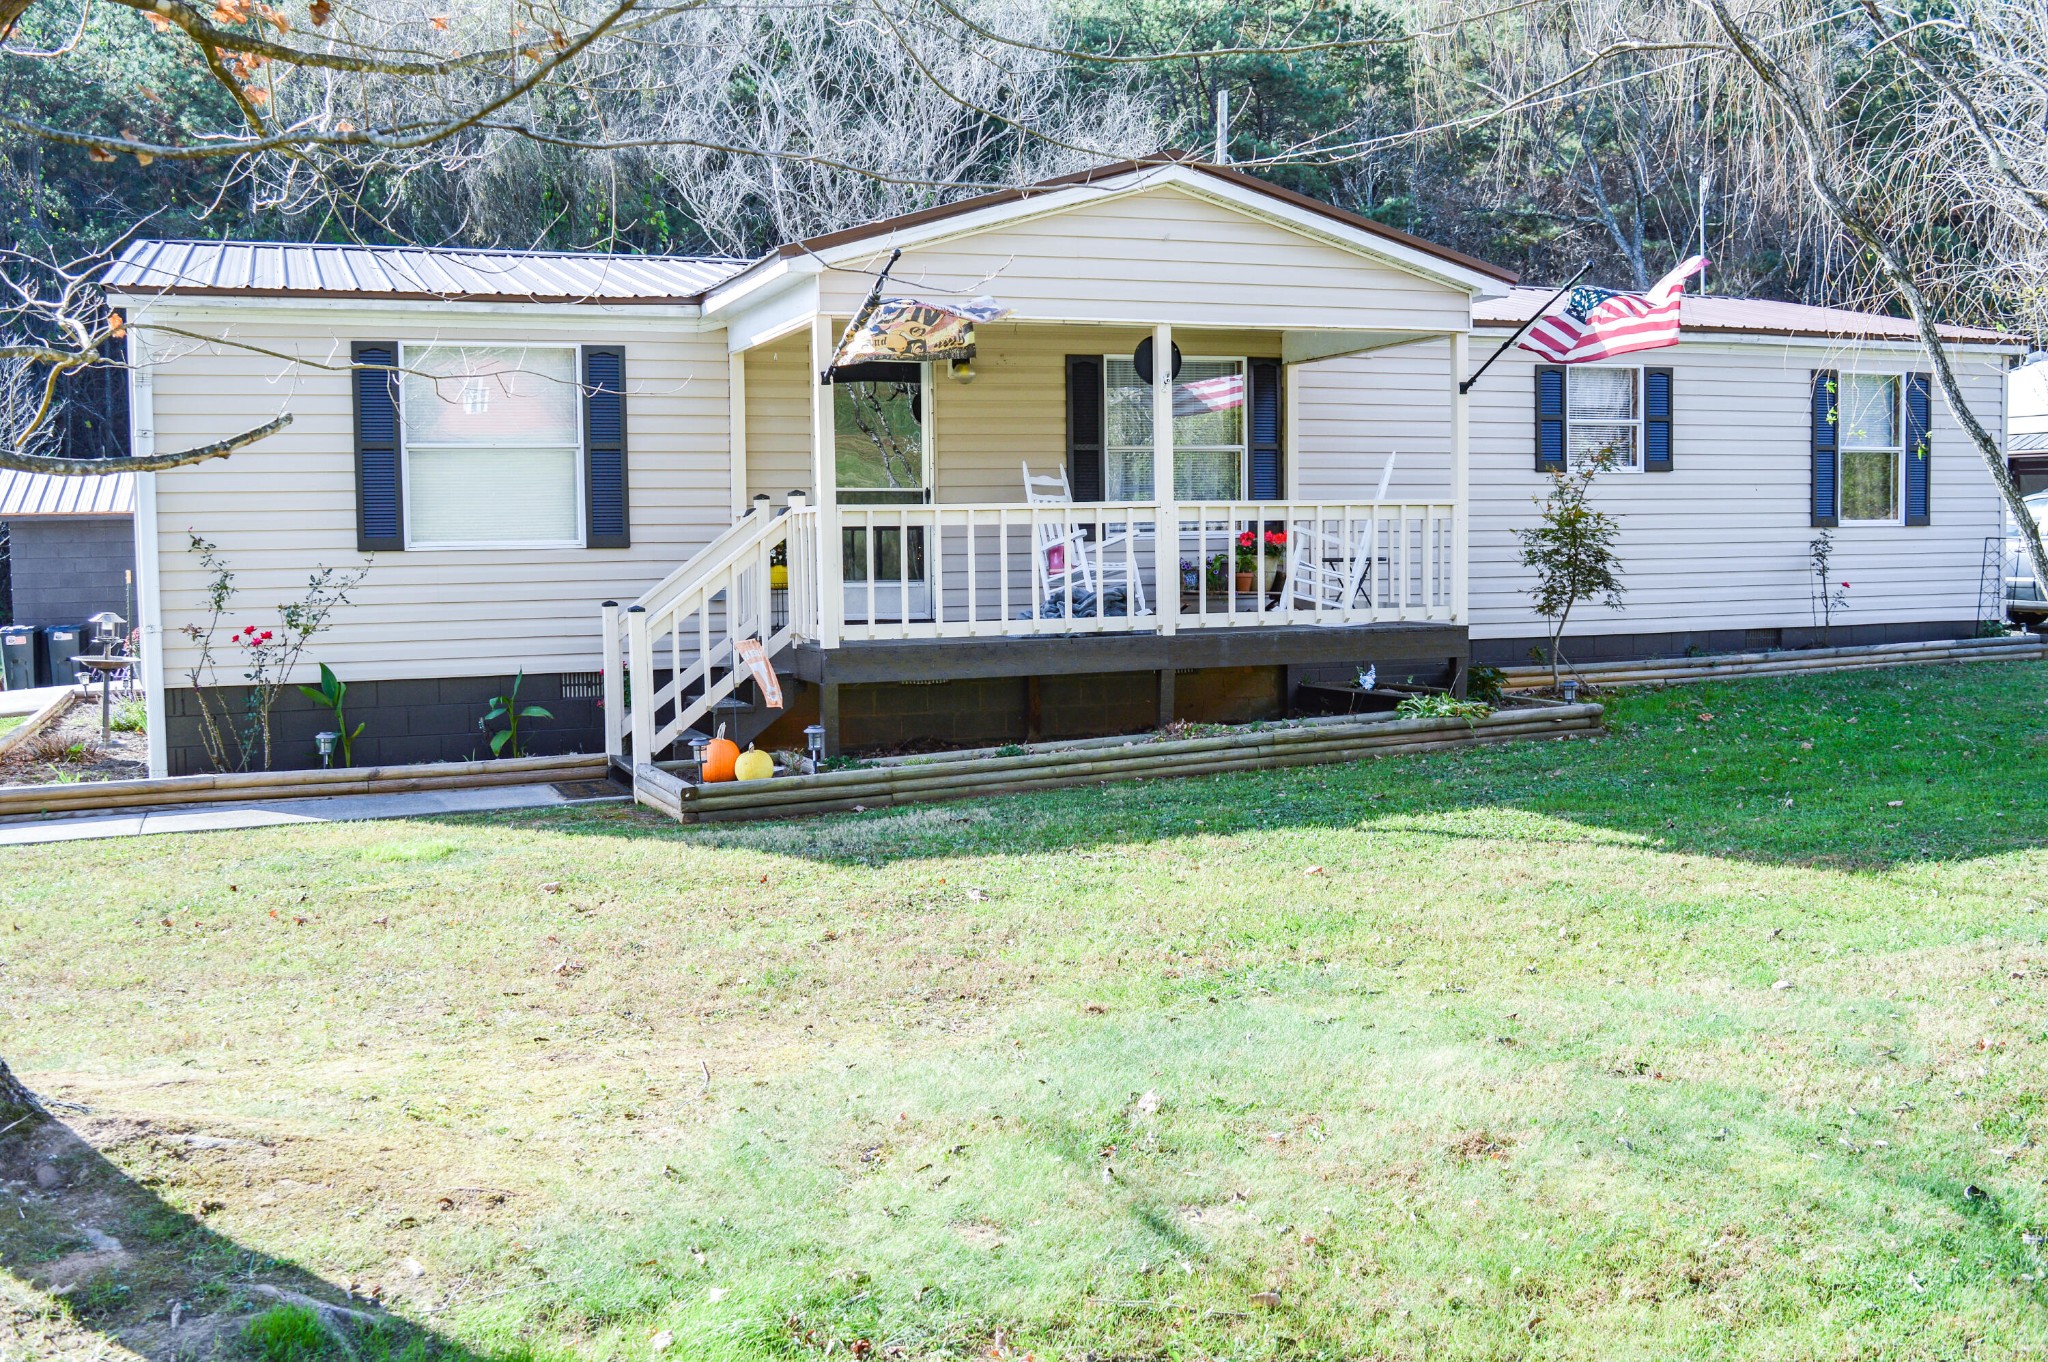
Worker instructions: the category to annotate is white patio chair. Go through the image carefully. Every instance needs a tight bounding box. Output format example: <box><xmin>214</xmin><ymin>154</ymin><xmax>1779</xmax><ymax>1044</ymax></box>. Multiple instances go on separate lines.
<box><xmin>1020</xmin><ymin>462</ymin><xmax>1150</xmax><ymax>617</ymax></box>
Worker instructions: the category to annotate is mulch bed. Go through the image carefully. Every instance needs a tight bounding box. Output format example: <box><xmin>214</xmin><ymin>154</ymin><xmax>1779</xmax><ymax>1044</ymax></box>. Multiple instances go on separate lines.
<box><xmin>0</xmin><ymin>696</ymin><xmax>149</xmax><ymax>786</ymax></box>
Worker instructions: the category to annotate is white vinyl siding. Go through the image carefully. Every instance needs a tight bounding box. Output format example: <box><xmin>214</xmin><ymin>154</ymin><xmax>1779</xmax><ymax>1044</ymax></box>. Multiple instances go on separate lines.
<box><xmin>812</xmin><ymin>185</ymin><xmax>1473</xmax><ymax>334</ymax></box>
<box><xmin>1463</xmin><ymin>338</ymin><xmax>2004</xmax><ymax>639</ymax></box>
<box><xmin>141</xmin><ymin>306</ymin><xmax>730</xmax><ymax>683</ymax></box>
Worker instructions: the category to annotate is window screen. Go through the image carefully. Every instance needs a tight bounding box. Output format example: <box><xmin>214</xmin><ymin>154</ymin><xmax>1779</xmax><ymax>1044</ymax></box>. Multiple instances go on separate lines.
<box><xmin>402</xmin><ymin>345</ymin><xmax>581</xmax><ymax>546</ymax></box>
<box><xmin>1104</xmin><ymin>356</ymin><xmax>1247</xmax><ymax>501</ymax></box>
<box><xmin>1567</xmin><ymin>366</ymin><xmax>1638</xmax><ymax>468</ymax></box>
<box><xmin>1839</xmin><ymin>374</ymin><xmax>1903</xmax><ymax>522</ymax></box>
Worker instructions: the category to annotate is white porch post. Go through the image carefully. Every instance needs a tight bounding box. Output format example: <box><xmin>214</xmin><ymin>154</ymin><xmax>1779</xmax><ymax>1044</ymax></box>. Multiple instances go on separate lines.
<box><xmin>811</xmin><ymin>315</ymin><xmax>843</xmax><ymax>649</ymax></box>
<box><xmin>1283</xmin><ymin>361</ymin><xmax>1301</xmax><ymax>499</ymax></box>
<box><xmin>1152</xmin><ymin>322</ymin><xmax>1177</xmax><ymax>635</ymax></box>
<box><xmin>126</xmin><ymin>325</ymin><xmax>168</xmax><ymax>778</ymax></box>
<box><xmin>1450</xmin><ymin>330</ymin><xmax>1470</xmax><ymax>626</ymax></box>
<box><xmin>728</xmin><ymin>350</ymin><xmax>748</xmax><ymax>520</ymax></box>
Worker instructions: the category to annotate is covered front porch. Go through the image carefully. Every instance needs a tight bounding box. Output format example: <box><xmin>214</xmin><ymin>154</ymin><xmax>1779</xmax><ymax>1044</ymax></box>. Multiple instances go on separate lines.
<box><xmin>604</xmin><ymin>314</ymin><xmax>1472</xmax><ymax>763</ymax></box>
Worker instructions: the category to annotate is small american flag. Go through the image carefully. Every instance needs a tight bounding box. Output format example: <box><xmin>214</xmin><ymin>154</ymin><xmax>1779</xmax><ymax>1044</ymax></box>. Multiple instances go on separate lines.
<box><xmin>1518</xmin><ymin>256</ymin><xmax>1707</xmax><ymax>364</ymax></box>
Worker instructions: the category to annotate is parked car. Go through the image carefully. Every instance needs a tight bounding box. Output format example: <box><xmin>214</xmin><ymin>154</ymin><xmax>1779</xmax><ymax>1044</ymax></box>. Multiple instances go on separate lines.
<box><xmin>2009</xmin><ymin>489</ymin><xmax>2048</xmax><ymax>623</ymax></box>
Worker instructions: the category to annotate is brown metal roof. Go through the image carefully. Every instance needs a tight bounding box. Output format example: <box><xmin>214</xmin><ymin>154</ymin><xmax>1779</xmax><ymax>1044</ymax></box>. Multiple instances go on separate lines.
<box><xmin>104</xmin><ymin>240</ymin><xmax>750</xmax><ymax>304</ymax></box>
<box><xmin>1475</xmin><ymin>285</ymin><xmax>2019</xmax><ymax>344</ymax></box>
<box><xmin>753</xmin><ymin>155</ymin><xmax>1520</xmax><ymax>287</ymax></box>
<box><xmin>0</xmin><ymin>469</ymin><xmax>134</xmax><ymax>518</ymax></box>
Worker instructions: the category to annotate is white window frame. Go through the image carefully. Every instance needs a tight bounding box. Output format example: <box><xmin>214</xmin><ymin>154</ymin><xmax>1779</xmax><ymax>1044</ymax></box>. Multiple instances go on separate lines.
<box><xmin>833</xmin><ymin>361</ymin><xmax>934</xmax><ymax>502</ymax></box>
<box><xmin>1564</xmin><ymin>364</ymin><xmax>1643</xmax><ymax>473</ymax></box>
<box><xmin>1103</xmin><ymin>354</ymin><xmax>1250</xmax><ymax>502</ymax></box>
<box><xmin>399</xmin><ymin>342</ymin><xmax>588</xmax><ymax>552</ymax></box>
<box><xmin>1837</xmin><ymin>371</ymin><xmax>1905</xmax><ymax>527</ymax></box>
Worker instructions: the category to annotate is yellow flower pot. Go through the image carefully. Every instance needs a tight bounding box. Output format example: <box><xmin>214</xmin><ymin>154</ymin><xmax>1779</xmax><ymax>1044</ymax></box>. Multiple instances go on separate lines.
<box><xmin>770</xmin><ymin>564</ymin><xmax>789</xmax><ymax>589</ymax></box>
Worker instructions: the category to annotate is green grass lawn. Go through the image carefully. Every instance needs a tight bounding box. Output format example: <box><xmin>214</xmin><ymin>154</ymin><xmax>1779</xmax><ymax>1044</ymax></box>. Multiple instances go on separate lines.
<box><xmin>5</xmin><ymin>662</ymin><xmax>2048</xmax><ymax>1361</ymax></box>
<box><xmin>0</xmin><ymin>714</ymin><xmax>26</xmax><ymax>737</ymax></box>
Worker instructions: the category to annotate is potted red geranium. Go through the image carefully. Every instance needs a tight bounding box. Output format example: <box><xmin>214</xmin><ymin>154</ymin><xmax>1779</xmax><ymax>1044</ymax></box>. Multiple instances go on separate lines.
<box><xmin>1233</xmin><ymin>528</ymin><xmax>1287</xmax><ymax>594</ymax></box>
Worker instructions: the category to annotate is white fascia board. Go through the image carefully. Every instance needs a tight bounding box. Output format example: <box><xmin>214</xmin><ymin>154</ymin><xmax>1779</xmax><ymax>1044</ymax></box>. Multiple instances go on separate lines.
<box><xmin>701</xmin><ymin>252</ymin><xmax>817</xmax><ymax>318</ymax></box>
<box><xmin>719</xmin><ymin>275</ymin><xmax>825</xmax><ymax>354</ymax></box>
<box><xmin>108</xmin><ymin>293</ymin><xmax>710</xmax><ymax>327</ymax></box>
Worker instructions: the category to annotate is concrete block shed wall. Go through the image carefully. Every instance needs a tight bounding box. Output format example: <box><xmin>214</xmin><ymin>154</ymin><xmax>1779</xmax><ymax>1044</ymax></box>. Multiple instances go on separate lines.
<box><xmin>160</xmin><ymin>672</ymin><xmax>601</xmax><ymax>776</ymax></box>
<box><xmin>6</xmin><ymin>516</ymin><xmax>134</xmax><ymax>626</ymax></box>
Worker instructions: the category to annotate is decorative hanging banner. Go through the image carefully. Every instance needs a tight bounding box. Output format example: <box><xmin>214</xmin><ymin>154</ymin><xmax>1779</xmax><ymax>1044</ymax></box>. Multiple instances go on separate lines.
<box><xmin>735</xmin><ymin>637</ymin><xmax>784</xmax><ymax>709</ymax></box>
<box><xmin>832</xmin><ymin>296</ymin><xmax>1012</xmax><ymax>369</ymax></box>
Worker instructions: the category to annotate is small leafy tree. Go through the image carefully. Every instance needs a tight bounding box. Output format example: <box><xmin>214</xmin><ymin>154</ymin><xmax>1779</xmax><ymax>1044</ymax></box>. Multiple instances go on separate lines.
<box><xmin>1517</xmin><ymin>454</ymin><xmax>1626</xmax><ymax>690</ymax></box>
<box><xmin>1809</xmin><ymin>530</ymin><xmax>1851</xmax><ymax>644</ymax></box>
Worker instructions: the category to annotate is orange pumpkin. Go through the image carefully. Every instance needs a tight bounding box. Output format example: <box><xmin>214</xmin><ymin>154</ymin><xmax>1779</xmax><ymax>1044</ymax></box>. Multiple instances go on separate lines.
<box><xmin>702</xmin><ymin>725</ymin><xmax>740</xmax><ymax>783</ymax></box>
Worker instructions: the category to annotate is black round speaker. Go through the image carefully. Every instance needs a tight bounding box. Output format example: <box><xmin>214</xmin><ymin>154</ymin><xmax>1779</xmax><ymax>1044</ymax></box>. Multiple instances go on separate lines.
<box><xmin>1132</xmin><ymin>337</ymin><xmax>1184</xmax><ymax>386</ymax></box>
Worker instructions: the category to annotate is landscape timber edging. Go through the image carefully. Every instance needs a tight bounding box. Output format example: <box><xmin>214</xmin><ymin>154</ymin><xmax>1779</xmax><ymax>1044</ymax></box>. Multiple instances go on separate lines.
<box><xmin>0</xmin><ymin>689</ymin><xmax>78</xmax><ymax>759</ymax></box>
<box><xmin>1498</xmin><ymin>633</ymin><xmax>2047</xmax><ymax>691</ymax></box>
<box><xmin>639</xmin><ymin>703</ymin><xmax>1606</xmax><ymax>823</ymax></box>
<box><xmin>0</xmin><ymin>751</ymin><xmax>608</xmax><ymax>820</ymax></box>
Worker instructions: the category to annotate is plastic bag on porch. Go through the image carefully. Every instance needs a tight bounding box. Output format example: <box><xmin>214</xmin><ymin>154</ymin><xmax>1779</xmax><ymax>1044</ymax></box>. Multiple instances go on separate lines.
<box><xmin>1019</xmin><ymin>584</ymin><xmax>1131</xmax><ymax>620</ymax></box>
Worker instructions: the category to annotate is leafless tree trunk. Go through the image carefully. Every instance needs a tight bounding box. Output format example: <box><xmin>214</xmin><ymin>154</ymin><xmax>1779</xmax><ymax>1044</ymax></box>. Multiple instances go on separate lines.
<box><xmin>0</xmin><ymin>1056</ymin><xmax>46</xmax><ymax>1129</ymax></box>
<box><xmin>1696</xmin><ymin>0</ymin><xmax>2048</xmax><ymax>597</ymax></box>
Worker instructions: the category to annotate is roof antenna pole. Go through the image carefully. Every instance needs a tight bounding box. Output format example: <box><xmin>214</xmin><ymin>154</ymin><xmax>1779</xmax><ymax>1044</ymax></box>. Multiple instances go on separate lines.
<box><xmin>1459</xmin><ymin>263</ymin><xmax>1589</xmax><ymax>395</ymax></box>
<box><xmin>1214</xmin><ymin>87</ymin><xmax>1230</xmax><ymax>165</ymax></box>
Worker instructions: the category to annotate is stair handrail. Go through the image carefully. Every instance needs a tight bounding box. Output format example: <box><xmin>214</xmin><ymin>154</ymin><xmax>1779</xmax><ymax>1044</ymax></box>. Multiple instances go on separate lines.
<box><xmin>603</xmin><ymin>492</ymin><xmax>810</xmax><ymax>765</ymax></box>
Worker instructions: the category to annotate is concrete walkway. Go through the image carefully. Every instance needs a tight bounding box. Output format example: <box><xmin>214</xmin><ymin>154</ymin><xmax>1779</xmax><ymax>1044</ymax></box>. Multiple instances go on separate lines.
<box><xmin>0</xmin><ymin>684</ymin><xmax>79</xmax><ymax>718</ymax></box>
<box><xmin>0</xmin><ymin>782</ymin><xmax>617</xmax><ymax>846</ymax></box>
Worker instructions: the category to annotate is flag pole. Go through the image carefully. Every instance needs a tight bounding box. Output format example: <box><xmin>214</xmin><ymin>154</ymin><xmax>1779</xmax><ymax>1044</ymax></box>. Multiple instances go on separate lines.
<box><xmin>820</xmin><ymin>247</ymin><xmax>902</xmax><ymax>384</ymax></box>
<box><xmin>1459</xmin><ymin>263</ymin><xmax>1590</xmax><ymax>395</ymax></box>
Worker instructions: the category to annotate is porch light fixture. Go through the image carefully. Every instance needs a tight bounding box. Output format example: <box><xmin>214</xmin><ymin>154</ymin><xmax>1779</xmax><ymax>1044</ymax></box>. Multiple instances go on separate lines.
<box><xmin>315</xmin><ymin>730</ymin><xmax>339</xmax><ymax>767</ymax></box>
<box><xmin>948</xmin><ymin>357</ymin><xmax>976</xmax><ymax>384</ymax></box>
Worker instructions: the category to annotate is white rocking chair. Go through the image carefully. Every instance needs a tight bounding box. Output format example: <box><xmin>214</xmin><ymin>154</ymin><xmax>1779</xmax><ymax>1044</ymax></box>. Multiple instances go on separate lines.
<box><xmin>1021</xmin><ymin>462</ymin><xmax>1150</xmax><ymax>617</ymax></box>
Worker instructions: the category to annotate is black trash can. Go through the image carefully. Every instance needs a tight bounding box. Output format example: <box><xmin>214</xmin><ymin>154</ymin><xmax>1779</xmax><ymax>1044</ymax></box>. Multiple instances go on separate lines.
<box><xmin>2</xmin><ymin>626</ymin><xmax>44</xmax><ymax>691</ymax></box>
<box><xmin>44</xmin><ymin>623</ymin><xmax>87</xmax><ymax>688</ymax></box>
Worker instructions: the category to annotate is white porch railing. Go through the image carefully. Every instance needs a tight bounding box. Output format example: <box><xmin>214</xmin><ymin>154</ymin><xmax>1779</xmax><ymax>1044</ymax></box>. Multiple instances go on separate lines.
<box><xmin>601</xmin><ymin>496</ymin><xmax>1455</xmax><ymax>767</ymax></box>
<box><xmin>601</xmin><ymin>495</ymin><xmax>813</xmax><ymax>764</ymax></box>
<box><xmin>834</xmin><ymin>499</ymin><xmax>1456</xmax><ymax>640</ymax></box>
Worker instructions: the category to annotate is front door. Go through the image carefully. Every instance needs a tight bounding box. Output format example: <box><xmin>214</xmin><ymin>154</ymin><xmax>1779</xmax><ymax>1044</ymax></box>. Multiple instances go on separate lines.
<box><xmin>835</xmin><ymin>363</ymin><xmax>933</xmax><ymax>622</ymax></box>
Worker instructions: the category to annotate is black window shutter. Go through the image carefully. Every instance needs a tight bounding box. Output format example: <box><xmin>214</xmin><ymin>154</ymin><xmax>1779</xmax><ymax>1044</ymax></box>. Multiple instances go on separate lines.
<box><xmin>1066</xmin><ymin>355</ymin><xmax>1103</xmax><ymax>501</ymax></box>
<box><xmin>1643</xmin><ymin>367</ymin><xmax>1674</xmax><ymax>472</ymax></box>
<box><xmin>1535</xmin><ymin>365</ymin><xmax>1567</xmax><ymax>472</ymax></box>
<box><xmin>1903</xmin><ymin>371</ymin><xmax>1932</xmax><ymax>527</ymax></box>
<box><xmin>352</xmin><ymin>342</ymin><xmax>403</xmax><ymax>552</ymax></box>
<box><xmin>583</xmin><ymin>345</ymin><xmax>630</xmax><ymax>548</ymax></box>
<box><xmin>1811</xmin><ymin>369</ymin><xmax>1839</xmax><ymax>527</ymax></box>
<box><xmin>1249</xmin><ymin>359</ymin><xmax>1283</xmax><ymax>499</ymax></box>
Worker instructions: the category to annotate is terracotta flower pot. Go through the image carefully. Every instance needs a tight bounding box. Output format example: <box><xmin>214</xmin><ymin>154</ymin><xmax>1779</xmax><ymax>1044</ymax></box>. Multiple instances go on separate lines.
<box><xmin>1234</xmin><ymin>571</ymin><xmax>1255</xmax><ymax>593</ymax></box>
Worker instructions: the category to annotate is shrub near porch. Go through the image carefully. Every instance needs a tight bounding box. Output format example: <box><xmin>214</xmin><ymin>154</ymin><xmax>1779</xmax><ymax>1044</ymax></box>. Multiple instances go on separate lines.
<box><xmin>3</xmin><ymin>662</ymin><xmax>2047</xmax><ymax>1360</ymax></box>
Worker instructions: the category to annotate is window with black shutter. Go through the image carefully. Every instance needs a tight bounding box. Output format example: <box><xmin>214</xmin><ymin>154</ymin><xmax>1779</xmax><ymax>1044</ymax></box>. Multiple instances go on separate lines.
<box><xmin>1811</xmin><ymin>369</ymin><xmax>1839</xmax><ymax>527</ymax></box>
<box><xmin>1249</xmin><ymin>359</ymin><xmax>1283</xmax><ymax>499</ymax></box>
<box><xmin>352</xmin><ymin>342</ymin><xmax>403</xmax><ymax>552</ymax></box>
<box><xmin>584</xmin><ymin>346</ymin><xmax>630</xmax><ymax>547</ymax></box>
<box><xmin>1066</xmin><ymin>355</ymin><xmax>1104</xmax><ymax>501</ymax></box>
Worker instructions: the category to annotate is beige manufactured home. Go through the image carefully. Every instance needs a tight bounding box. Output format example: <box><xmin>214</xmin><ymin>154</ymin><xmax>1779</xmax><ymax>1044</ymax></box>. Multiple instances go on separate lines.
<box><xmin>104</xmin><ymin>158</ymin><xmax>2019</xmax><ymax>778</ymax></box>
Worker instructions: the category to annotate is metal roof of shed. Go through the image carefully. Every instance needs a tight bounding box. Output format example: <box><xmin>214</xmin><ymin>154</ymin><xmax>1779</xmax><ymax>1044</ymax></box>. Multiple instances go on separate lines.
<box><xmin>1475</xmin><ymin>285</ymin><xmax>2020</xmax><ymax>345</ymax></box>
<box><xmin>0</xmin><ymin>469</ymin><xmax>134</xmax><ymax>518</ymax></box>
<box><xmin>104</xmin><ymin>239</ymin><xmax>749</xmax><ymax>304</ymax></box>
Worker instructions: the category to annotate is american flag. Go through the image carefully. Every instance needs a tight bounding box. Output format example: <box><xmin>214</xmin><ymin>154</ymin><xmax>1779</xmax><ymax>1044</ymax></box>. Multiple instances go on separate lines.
<box><xmin>1518</xmin><ymin>256</ymin><xmax>1707</xmax><ymax>363</ymax></box>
